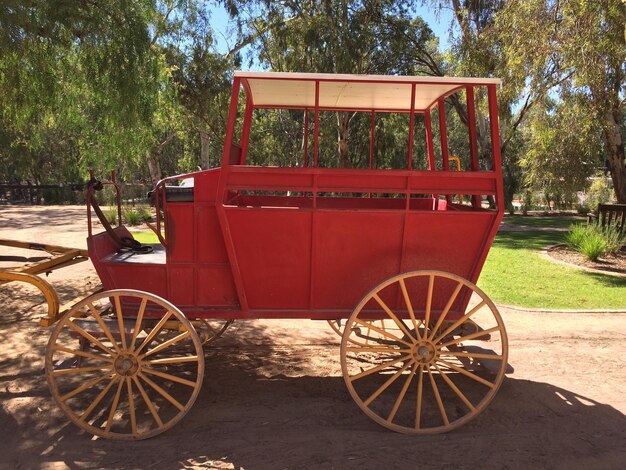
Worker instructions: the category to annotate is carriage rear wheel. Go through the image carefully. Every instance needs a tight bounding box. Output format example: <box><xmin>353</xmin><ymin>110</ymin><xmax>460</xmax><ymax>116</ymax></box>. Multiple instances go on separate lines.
<box><xmin>341</xmin><ymin>270</ymin><xmax>508</xmax><ymax>434</ymax></box>
<box><xmin>45</xmin><ymin>289</ymin><xmax>204</xmax><ymax>440</ymax></box>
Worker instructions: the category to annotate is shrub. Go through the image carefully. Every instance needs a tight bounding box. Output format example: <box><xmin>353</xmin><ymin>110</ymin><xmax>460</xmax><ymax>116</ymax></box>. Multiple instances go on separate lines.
<box><xmin>575</xmin><ymin>204</ymin><xmax>590</xmax><ymax>216</ymax></box>
<box><xmin>566</xmin><ymin>223</ymin><xmax>626</xmax><ymax>261</ymax></box>
<box><xmin>579</xmin><ymin>236</ymin><xmax>607</xmax><ymax>262</ymax></box>
<box><xmin>104</xmin><ymin>206</ymin><xmax>118</xmax><ymax>225</ymax></box>
<box><xmin>123</xmin><ymin>207</ymin><xmax>142</xmax><ymax>226</ymax></box>
<box><xmin>137</xmin><ymin>206</ymin><xmax>153</xmax><ymax>222</ymax></box>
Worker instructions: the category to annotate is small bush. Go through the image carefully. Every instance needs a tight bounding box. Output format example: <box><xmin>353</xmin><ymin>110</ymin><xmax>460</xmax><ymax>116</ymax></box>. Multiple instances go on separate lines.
<box><xmin>566</xmin><ymin>223</ymin><xmax>626</xmax><ymax>261</ymax></box>
<box><xmin>603</xmin><ymin>224</ymin><xmax>626</xmax><ymax>255</ymax></box>
<box><xmin>579</xmin><ymin>236</ymin><xmax>607</xmax><ymax>262</ymax></box>
<box><xmin>123</xmin><ymin>207</ymin><xmax>142</xmax><ymax>226</ymax></box>
<box><xmin>575</xmin><ymin>204</ymin><xmax>590</xmax><ymax>216</ymax></box>
<box><xmin>565</xmin><ymin>224</ymin><xmax>587</xmax><ymax>251</ymax></box>
<box><xmin>137</xmin><ymin>206</ymin><xmax>153</xmax><ymax>222</ymax></box>
<box><xmin>104</xmin><ymin>206</ymin><xmax>118</xmax><ymax>225</ymax></box>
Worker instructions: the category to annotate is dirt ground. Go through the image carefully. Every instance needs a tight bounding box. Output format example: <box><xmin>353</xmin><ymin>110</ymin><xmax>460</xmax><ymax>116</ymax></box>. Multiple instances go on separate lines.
<box><xmin>1</xmin><ymin>206</ymin><xmax>625</xmax><ymax>470</ymax></box>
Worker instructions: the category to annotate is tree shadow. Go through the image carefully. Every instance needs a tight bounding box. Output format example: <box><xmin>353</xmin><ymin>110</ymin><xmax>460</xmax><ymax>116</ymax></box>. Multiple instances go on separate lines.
<box><xmin>1</xmin><ymin>317</ymin><xmax>625</xmax><ymax>470</ymax></box>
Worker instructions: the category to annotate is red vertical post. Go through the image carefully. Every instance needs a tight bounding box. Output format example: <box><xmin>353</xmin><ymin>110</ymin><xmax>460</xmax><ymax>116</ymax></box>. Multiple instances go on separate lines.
<box><xmin>220</xmin><ymin>78</ymin><xmax>242</xmax><ymax>170</ymax></box>
<box><xmin>466</xmin><ymin>85</ymin><xmax>480</xmax><ymax>208</ymax></box>
<box><xmin>438</xmin><ymin>98</ymin><xmax>452</xmax><ymax>205</ymax></box>
<box><xmin>240</xmin><ymin>97</ymin><xmax>253</xmax><ymax>165</ymax></box>
<box><xmin>407</xmin><ymin>83</ymin><xmax>416</xmax><ymax>170</ymax></box>
<box><xmin>488</xmin><ymin>84</ymin><xmax>504</xmax><ymax>208</ymax></box>
<box><xmin>314</xmin><ymin>81</ymin><xmax>320</xmax><ymax>167</ymax></box>
<box><xmin>369</xmin><ymin>110</ymin><xmax>375</xmax><ymax>169</ymax></box>
<box><xmin>303</xmin><ymin>109</ymin><xmax>309</xmax><ymax>167</ymax></box>
<box><xmin>438</xmin><ymin>99</ymin><xmax>449</xmax><ymax>171</ymax></box>
<box><xmin>424</xmin><ymin>109</ymin><xmax>435</xmax><ymax>171</ymax></box>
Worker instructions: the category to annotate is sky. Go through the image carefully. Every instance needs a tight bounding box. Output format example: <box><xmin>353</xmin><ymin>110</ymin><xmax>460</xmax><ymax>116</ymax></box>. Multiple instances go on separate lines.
<box><xmin>207</xmin><ymin>3</ymin><xmax>454</xmax><ymax>66</ymax></box>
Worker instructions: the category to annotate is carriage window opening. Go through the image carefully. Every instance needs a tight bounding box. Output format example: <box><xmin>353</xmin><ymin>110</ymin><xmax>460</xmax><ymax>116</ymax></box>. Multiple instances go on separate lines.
<box><xmin>429</xmin><ymin>107</ymin><xmax>443</xmax><ymax>171</ymax></box>
<box><xmin>314</xmin><ymin>111</ymin><xmax>372</xmax><ymax>169</ymax></box>
<box><xmin>245</xmin><ymin>108</ymin><xmax>305</xmax><ymax>168</ymax></box>
<box><xmin>374</xmin><ymin>113</ymin><xmax>411</xmax><ymax>170</ymax></box>
<box><xmin>475</xmin><ymin>86</ymin><xmax>494</xmax><ymax>171</ymax></box>
<box><xmin>446</xmin><ymin>90</ymin><xmax>472</xmax><ymax>173</ymax></box>
<box><xmin>410</xmin><ymin>114</ymin><xmax>429</xmax><ymax>170</ymax></box>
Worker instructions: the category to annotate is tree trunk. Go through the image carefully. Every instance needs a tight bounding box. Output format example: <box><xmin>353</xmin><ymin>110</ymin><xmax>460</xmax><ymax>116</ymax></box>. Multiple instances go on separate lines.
<box><xmin>603</xmin><ymin>110</ymin><xmax>626</xmax><ymax>203</ymax></box>
<box><xmin>337</xmin><ymin>112</ymin><xmax>350</xmax><ymax>168</ymax></box>
<box><xmin>199</xmin><ymin>129</ymin><xmax>211</xmax><ymax>169</ymax></box>
<box><xmin>147</xmin><ymin>150</ymin><xmax>162</xmax><ymax>187</ymax></box>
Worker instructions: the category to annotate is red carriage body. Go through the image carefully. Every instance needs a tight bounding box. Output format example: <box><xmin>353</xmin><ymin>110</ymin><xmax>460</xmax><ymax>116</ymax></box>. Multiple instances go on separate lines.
<box><xmin>88</xmin><ymin>71</ymin><xmax>504</xmax><ymax>320</ymax></box>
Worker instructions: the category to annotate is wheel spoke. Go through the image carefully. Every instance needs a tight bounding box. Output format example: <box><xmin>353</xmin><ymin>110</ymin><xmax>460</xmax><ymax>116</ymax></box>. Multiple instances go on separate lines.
<box><xmin>66</xmin><ymin>320</ymin><xmax>115</xmax><ymax>357</ymax></box>
<box><xmin>354</xmin><ymin>319</ymin><xmax>412</xmax><ymax>347</ymax></box>
<box><xmin>141</xmin><ymin>366</ymin><xmax>197</xmax><ymax>388</ymax></box>
<box><xmin>423</xmin><ymin>274</ymin><xmax>434</xmax><ymax>337</ymax></box>
<box><xmin>129</xmin><ymin>298</ymin><xmax>147</xmax><ymax>353</ymax></box>
<box><xmin>346</xmin><ymin>346</ymin><xmax>411</xmax><ymax>354</ymax></box>
<box><xmin>140</xmin><ymin>330</ymin><xmax>191</xmax><ymax>359</ymax></box>
<box><xmin>363</xmin><ymin>360</ymin><xmax>413</xmax><ymax>406</ymax></box>
<box><xmin>53</xmin><ymin>345</ymin><xmax>114</xmax><ymax>363</ymax></box>
<box><xmin>428</xmin><ymin>367</ymin><xmax>449</xmax><ymax>426</ymax></box>
<box><xmin>132</xmin><ymin>375</ymin><xmax>164</xmax><ymax>427</ymax></box>
<box><xmin>138</xmin><ymin>372</ymin><xmax>185</xmax><ymax>412</ymax></box>
<box><xmin>415</xmin><ymin>364</ymin><xmax>424</xmax><ymax>430</ymax></box>
<box><xmin>438</xmin><ymin>359</ymin><xmax>495</xmax><ymax>388</ymax></box>
<box><xmin>87</xmin><ymin>303</ymin><xmax>123</xmax><ymax>355</ymax></box>
<box><xmin>432</xmin><ymin>300</ymin><xmax>487</xmax><ymax>344</ymax></box>
<box><xmin>126</xmin><ymin>377</ymin><xmax>137</xmax><ymax>435</ymax></box>
<box><xmin>53</xmin><ymin>365</ymin><xmax>113</xmax><ymax>376</ymax></box>
<box><xmin>372</xmin><ymin>294</ymin><xmax>416</xmax><ymax>342</ymax></box>
<box><xmin>349</xmin><ymin>354</ymin><xmax>412</xmax><ymax>382</ymax></box>
<box><xmin>143</xmin><ymin>355</ymin><xmax>200</xmax><ymax>366</ymax></box>
<box><xmin>104</xmin><ymin>377</ymin><xmax>125</xmax><ymax>432</ymax></box>
<box><xmin>113</xmin><ymin>295</ymin><xmax>127</xmax><ymax>351</ymax></box>
<box><xmin>60</xmin><ymin>370</ymin><xmax>113</xmax><ymax>402</ymax></box>
<box><xmin>134</xmin><ymin>311</ymin><xmax>174</xmax><ymax>355</ymax></box>
<box><xmin>398</xmin><ymin>278</ymin><xmax>419</xmax><ymax>337</ymax></box>
<box><xmin>428</xmin><ymin>282</ymin><xmax>463</xmax><ymax>341</ymax></box>
<box><xmin>79</xmin><ymin>376</ymin><xmax>118</xmax><ymax>422</ymax></box>
<box><xmin>433</xmin><ymin>363</ymin><xmax>475</xmax><ymax>412</ymax></box>
<box><xmin>387</xmin><ymin>363</ymin><xmax>417</xmax><ymax>423</ymax></box>
<box><xmin>440</xmin><ymin>350</ymin><xmax>503</xmax><ymax>361</ymax></box>
<box><xmin>438</xmin><ymin>326</ymin><xmax>501</xmax><ymax>349</ymax></box>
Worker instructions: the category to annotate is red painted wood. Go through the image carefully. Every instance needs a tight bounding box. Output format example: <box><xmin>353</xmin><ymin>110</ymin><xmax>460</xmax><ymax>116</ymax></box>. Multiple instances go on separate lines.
<box><xmin>86</xmin><ymin>74</ymin><xmax>505</xmax><ymax>322</ymax></box>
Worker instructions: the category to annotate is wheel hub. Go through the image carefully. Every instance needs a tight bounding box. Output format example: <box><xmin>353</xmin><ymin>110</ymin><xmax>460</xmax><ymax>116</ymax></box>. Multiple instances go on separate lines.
<box><xmin>114</xmin><ymin>353</ymin><xmax>139</xmax><ymax>376</ymax></box>
<box><xmin>412</xmin><ymin>341</ymin><xmax>436</xmax><ymax>364</ymax></box>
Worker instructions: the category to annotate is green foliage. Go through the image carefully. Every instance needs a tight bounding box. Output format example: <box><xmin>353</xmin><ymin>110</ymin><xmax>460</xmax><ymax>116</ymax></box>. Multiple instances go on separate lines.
<box><xmin>585</xmin><ymin>176</ymin><xmax>613</xmax><ymax>211</ymax></box>
<box><xmin>520</xmin><ymin>94</ymin><xmax>601</xmax><ymax>200</ymax></box>
<box><xmin>566</xmin><ymin>223</ymin><xmax>626</xmax><ymax>261</ymax></box>
<box><xmin>123</xmin><ymin>205</ymin><xmax>152</xmax><ymax>226</ymax></box>
<box><xmin>104</xmin><ymin>206</ymin><xmax>119</xmax><ymax>225</ymax></box>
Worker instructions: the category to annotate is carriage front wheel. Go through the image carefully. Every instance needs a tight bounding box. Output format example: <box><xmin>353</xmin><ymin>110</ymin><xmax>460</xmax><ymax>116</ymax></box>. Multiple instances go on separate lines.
<box><xmin>45</xmin><ymin>289</ymin><xmax>204</xmax><ymax>440</ymax></box>
<box><xmin>341</xmin><ymin>270</ymin><xmax>508</xmax><ymax>434</ymax></box>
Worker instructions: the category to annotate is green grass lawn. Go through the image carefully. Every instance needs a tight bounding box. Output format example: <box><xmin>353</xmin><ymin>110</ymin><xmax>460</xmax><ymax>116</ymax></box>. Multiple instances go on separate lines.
<box><xmin>479</xmin><ymin>229</ymin><xmax>626</xmax><ymax>310</ymax></box>
<box><xmin>502</xmin><ymin>214</ymin><xmax>584</xmax><ymax>229</ymax></box>
<box><xmin>132</xmin><ymin>217</ymin><xmax>626</xmax><ymax>310</ymax></box>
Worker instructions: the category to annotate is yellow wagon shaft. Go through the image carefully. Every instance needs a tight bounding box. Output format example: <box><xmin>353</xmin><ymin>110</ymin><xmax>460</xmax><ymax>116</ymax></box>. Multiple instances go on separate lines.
<box><xmin>0</xmin><ymin>238</ymin><xmax>99</xmax><ymax>326</ymax></box>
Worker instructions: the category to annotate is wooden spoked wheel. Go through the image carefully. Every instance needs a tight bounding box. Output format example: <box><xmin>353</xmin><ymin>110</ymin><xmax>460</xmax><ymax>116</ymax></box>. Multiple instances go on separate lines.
<box><xmin>196</xmin><ymin>319</ymin><xmax>234</xmax><ymax>345</ymax></box>
<box><xmin>327</xmin><ymin>319</ymin><xmax>403</xmax><ymax>347</ymax></box>
<box><xmin>341</xmin><ymin>270</ymin><xmax>508</xmax><ymax>434</ymax></box>
<box><xmin>45</xmin><ymin>289</ymin><xmax>204</xmax><ymax>440</ymax></box>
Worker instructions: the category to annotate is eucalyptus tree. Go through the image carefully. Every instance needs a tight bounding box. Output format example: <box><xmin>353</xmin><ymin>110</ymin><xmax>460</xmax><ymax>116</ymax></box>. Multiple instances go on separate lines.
<box><xmin>498</xmin><ymin>0</ymin><xmax>625</xmax><ymax>203</ymax></box>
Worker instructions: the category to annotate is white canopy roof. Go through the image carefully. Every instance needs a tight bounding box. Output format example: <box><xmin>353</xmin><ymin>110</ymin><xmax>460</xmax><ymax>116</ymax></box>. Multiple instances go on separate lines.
<box><xmin>235</xmin><ymin>71</ymin><xmax>501</xmax><ymax>112</ymax></box>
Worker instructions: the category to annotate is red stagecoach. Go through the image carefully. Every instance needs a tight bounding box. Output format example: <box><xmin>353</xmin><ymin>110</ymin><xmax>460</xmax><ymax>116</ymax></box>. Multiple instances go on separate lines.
<box><xmin>46</xmin><ymin>71</ymin><xmax>510</xmax><ymax>439</ymax></box>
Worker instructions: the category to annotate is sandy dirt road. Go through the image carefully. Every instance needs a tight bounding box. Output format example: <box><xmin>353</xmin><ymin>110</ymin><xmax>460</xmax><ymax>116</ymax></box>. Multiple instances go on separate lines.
<box><xmin>1</xmin><ymin>206</ymin><xmax>625</xmax><ymax>469</ymax></box>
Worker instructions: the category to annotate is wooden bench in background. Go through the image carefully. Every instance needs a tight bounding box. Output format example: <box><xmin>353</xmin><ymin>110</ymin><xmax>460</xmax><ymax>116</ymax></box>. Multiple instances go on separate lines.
<box><xmin>588</xmin><ymin>203</ymin><xmax>626</xmax><ymax>233</ymax></box>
